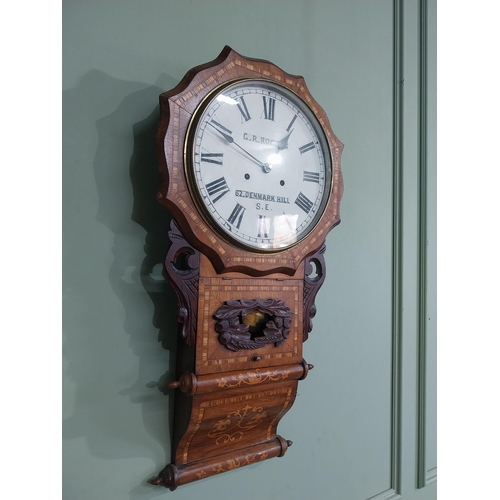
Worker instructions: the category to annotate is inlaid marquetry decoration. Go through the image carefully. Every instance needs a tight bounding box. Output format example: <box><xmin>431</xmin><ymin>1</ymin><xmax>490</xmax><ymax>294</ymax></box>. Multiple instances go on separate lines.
<box><xmin>216</xmin><ymin>368</ymin><xmax>292</xmax><ymax>389</ymax></box>
<box><xmin>207</xmin><ymin>404</ymin><xmax>267</xmax><ymax>444</ymax></box>
<box><xmin>153</xmin><ymin>46</ymin><xmax>343</xmax><ymax>490</ymax></box>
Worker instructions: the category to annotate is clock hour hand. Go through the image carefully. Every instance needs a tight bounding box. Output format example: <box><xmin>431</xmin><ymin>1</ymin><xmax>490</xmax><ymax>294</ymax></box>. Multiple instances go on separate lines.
<box><xmin>276</xmin><ymin>129</ymin><xmax>294</xmax><ymax>151</ymax></box>
<box><xmin>208</xmin><ymin>121</ymin><xmax>271</xmax><ymax>173</ymax></box>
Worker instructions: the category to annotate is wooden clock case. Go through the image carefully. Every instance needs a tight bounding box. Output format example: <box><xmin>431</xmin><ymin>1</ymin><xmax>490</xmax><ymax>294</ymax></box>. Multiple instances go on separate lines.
<box><xmin>151</xmin><ymin>46</ymin><xmax>343</xmax><ymax>490</ymax></box>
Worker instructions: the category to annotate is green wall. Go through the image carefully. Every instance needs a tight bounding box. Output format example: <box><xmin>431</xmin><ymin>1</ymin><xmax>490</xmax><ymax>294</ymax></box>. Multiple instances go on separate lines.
<box><xmin>63</xmin><ymin>1</ymin><xmax>436</xmax><ymax>499</ymax></box>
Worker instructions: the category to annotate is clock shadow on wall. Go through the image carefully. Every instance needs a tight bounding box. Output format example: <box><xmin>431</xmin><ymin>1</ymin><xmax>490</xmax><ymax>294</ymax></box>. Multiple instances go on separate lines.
<box><xmin>96</xmin><ymin>73</ymin><xmax>181</xmax><ymax>465</ymax></box>
<box><xmin>64</xmin><ymin>70</ymin><xmax>184</xmax><ymax>476</ymax></box>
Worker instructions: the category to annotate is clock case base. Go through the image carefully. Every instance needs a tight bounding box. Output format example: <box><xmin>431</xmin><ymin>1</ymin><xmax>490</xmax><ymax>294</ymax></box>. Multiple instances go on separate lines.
<box><xmin>154</xmin><ymin>360</ymin><xmax>311</xmax><ymax>491</ymax></box>
<box><xmin>152</xmin><ymin>436</ymin><xmax>293</xmax><ymax>491</ymax></box>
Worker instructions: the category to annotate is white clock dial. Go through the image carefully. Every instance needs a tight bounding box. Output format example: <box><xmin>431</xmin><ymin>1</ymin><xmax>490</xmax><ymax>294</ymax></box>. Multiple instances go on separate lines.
<box><xmin>186</xmin><ymin>79</ymin><xmax>332</xmax><ymax>251</ymax></box>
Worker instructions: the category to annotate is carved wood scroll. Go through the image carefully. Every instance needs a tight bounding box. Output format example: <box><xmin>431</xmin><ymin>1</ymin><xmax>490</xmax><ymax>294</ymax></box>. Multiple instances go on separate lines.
<box><xmin>303</xmin><ymin>243</ymin><xmax>327</xmax><ymax>342</ymax></box>
<box><xmin>163</xmin><ymin>219</ymin><xmax>200</xmax><ymax>346</ymax></box>
<box><xmin>214</xmin><ymin>298</ymin><xmax>293</xmax><ymax>351</ymax></box>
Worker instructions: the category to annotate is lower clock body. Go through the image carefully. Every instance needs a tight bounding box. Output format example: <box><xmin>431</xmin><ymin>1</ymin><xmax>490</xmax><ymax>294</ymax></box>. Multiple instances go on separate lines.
<box><xmin>153</xmin><ymin>360</ymin><xmax>313</xmax><ymax>490</ymax></box>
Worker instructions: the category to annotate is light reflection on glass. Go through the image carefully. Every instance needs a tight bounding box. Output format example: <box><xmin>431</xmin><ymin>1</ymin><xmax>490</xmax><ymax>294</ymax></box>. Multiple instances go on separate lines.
<box><xmin>267</xmin><ymin>153</ymin><xmax>283</xmax><ymax>165</ymax></box>
<box><xmin>216</xmin><ymin>95</ymin><xmax>238</xmax><ymax>105</ymax></box>
<box><xmin>273</xmin><ymin>214</ymin><xmax>298</xmax><ymax>248</ymax></box>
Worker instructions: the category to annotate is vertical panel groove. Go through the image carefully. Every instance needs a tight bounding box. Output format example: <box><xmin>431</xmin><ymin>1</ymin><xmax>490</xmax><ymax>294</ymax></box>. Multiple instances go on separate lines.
<box><xmin>417</xmin><ymin>0</ymin><xmax>436</xmax><ymax>488</ymax></box>
<box><xmin>390</xmin><ymin>0</ymin><xmax>404</xmax><ymax>496</ymax></box>
<box><xmin>366</xmin><ymin>3</ymin><xmax>404</xmax><ymax>500</ymax></box>
<box><xmin>416</xmin><ymin>0</ymin><xmax>427</xmax><ymax>487</ymax></box>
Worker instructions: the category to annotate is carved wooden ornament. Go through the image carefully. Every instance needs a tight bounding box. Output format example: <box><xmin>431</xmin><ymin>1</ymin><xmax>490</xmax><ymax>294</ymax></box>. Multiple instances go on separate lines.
<box><xmin>153</xmin><ymin>46</ymin><xmax>343</xmax><ymax>490</ymax></box>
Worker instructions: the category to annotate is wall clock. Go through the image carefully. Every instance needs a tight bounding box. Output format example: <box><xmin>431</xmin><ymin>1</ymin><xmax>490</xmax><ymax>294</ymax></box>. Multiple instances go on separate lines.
<box><xmin>151</xmin><ymin>46</ymin><xmax>343</xmax><ymax>490</ymax></box>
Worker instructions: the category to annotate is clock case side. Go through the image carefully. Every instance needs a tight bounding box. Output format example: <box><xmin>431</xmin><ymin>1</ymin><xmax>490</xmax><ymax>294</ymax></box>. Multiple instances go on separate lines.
<box><xmin>156</xmin><ymin>45</ymin><xmax>344</xmax><ymax>276</ymax></box>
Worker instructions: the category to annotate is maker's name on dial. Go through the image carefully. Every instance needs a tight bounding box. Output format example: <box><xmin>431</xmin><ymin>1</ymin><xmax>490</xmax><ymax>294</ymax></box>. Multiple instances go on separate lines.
<box><xmin>242</xmin><ymin>132</ymin><xmax>279</xmax><ymax>146</ymax></box>
<box><xmin>235</xmin><ymin>189</ymin><xmax>290</xmax><ymax>204</ymax></box>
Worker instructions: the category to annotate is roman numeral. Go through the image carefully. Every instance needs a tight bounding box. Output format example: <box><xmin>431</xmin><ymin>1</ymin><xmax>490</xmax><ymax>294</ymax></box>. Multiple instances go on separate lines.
<box><xmin>286</xmin><ymin>115</ymin><xmax>297</xmax><ymax>132</ymax></box>
<box><xmin>262</xmin><ymin>96</ymin><xmax>275</xmax><ymax>121</ymax></box>
<box><xmin>228</xmin><ymin>203</ymin><xmax>246</xmax><ymax>229</ymax></box>
<box><xmin>303</xmin><ymin>170</ymin><xmax>320</xmax><ymax>183</ymax></box>
<box><xmin>299</xmin><ymin>142</ymin><xmax>315</xmax><ymax>155</ymax></box>
<box><xmin>205</xmin><ymin>177</ymin><xmax>230</xmax><ymax>203</ymax></box>
<box><xmin>282</xmin><ymin>213</ymin><xmax>295</xmax><ymax>232</ymax></box>
<box><xmin>236</xmin><ymin>96</ymin><xmax>251</xmax><ymax>122</ymax></box>
<box><xmin>257</xmin><ymin>215</ymin><xmax>270</xmax><ymax>238</ymax></box>
<box><xmin>201</xmin><ymin>153</ymin><xmax>223</xmax><ymax>165</ymax></box>
<box><xmin>294</xmin><ymin>192</ymin><xmax>314</xmax><ymax>214</ymax></box>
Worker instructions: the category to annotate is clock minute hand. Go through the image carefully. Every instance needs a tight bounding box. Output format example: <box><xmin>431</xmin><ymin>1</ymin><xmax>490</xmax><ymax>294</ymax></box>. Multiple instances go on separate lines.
<box><xmin>276</xmin><ymin>129</ymin><xmax>294</xmax><ymax>151</ymax></box>
<box><xmin>208</xmin><ymin>121</ymin><xmax>235</xmax><ymax>144</ymax></box>
<box><xmin>208</xmin><ymin>121</ymin><xmax>271</xmax><ymax>173</ymax></box>
<box><xmin>233</xmin><ymin>142</ymin><xmax>273</xmax><ymax>173</ymax></box>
